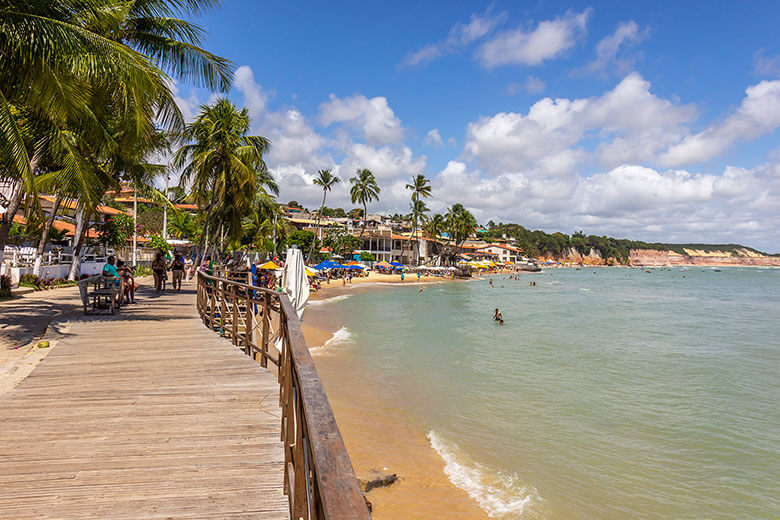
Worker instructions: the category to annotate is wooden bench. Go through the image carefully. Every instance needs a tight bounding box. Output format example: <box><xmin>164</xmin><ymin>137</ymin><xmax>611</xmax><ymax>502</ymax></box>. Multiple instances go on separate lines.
<box><xmin>78</xmin><ymin>275</ymin><xmax>124</xmax><ymax>315</ymax></box>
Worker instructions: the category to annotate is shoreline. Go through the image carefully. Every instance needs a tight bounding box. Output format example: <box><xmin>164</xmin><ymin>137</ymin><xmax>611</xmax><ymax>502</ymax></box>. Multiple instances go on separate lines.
<box><xmin>302</xmin><ymin>274</ymin><xmax>490</xmax><ymax>519</ymax></box>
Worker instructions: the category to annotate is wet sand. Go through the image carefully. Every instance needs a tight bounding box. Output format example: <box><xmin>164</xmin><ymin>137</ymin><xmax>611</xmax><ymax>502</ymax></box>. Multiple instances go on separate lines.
<box><xmin>302</xmin><ymin>281</ymin><xmax>489</xmax><ymax>519</ymax></box>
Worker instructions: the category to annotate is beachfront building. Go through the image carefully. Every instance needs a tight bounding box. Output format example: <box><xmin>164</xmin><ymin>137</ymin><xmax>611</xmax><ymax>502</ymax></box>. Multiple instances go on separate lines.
<box><xmin>286</xmin><ymin>216</ymin><xmax>346</xmax><ymax>241</ymax></box>
<box><xmin>477</xmin><ymin>243</ymin><xmax>523</xmax><ymax>263</ymax></box>
<box><xmin>359</xmin><ymin>230</ymin><xmax>394</xmax><ymax>263</ymax></box>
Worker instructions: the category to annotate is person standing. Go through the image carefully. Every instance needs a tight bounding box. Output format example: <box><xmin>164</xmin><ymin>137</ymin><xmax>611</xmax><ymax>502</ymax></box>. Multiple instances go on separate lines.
<box><xmin>171</xmin><ymin>254</ymin><xmax>185</xmax><ymax>292</ymax></box>
<box><xmin>184</xmin><ymin>255</ymin><xmax>194</xmax><ymax>282</ymax></box>
<box><xmin>151</xmin><ymin>253</ymin><xmax>167</xmax><ymax>293</ymax></box>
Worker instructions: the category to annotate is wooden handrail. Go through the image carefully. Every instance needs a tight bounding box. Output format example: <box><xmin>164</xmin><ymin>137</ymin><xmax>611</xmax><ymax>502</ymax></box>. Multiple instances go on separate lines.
<box><xmin>196</xmin><ymin>271</ymin><xmax>370</xmax><ymax>520</ymax></box>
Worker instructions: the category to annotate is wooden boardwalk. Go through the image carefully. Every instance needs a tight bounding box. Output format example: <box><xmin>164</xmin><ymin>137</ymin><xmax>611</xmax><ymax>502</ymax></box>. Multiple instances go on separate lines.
<box><xmin>0</xmin><ymin>285</ymin><xmax>288</xmax><ymax>519</ymax></box>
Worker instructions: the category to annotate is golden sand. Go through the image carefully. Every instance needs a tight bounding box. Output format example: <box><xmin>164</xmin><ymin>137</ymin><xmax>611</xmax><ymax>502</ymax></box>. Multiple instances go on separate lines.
<box><xmin>303</xmin><ymin>282</ymin><xmax>489</xmax><ymax>519</ymax></box>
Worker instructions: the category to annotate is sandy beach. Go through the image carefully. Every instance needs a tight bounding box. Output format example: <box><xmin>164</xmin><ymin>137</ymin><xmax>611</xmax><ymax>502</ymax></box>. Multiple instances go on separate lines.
<box><xmin>302</xmin><ymin>273</ymin><xmax>490</xmax><ymax>519</ymax></box>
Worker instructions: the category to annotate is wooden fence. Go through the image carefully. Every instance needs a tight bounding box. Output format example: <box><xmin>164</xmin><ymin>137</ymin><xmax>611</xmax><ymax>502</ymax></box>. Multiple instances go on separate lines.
<box><xmin>195</xmin><ymin>271</ymin><xmax>370</xmax><ymax>520</ymax></box>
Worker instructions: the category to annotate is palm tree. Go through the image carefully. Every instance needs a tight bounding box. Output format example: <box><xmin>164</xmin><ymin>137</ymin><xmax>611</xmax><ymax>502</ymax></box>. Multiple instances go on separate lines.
<box><xmin>175</xmin><ymin>98</ymin><xmax>275</xmax><ymax>262</ymax></box>
<box><xmin>404</xmin><ymin>174</ymin><xmax>432</xmax><ymax>264</ymax></box>
<box><xmin>446</xmin><ymin>204</ymin><xmax>477</xmax><ymax>252</ymax></box>
<box><xmin>424</xmin><ymin>213</ymin><xmax>445</xmax><ymax>240</ymax></box>
<box><xmin>349</xmin><ymin>169</ymin><xmax>380</xmax><ymax>239</ymax></box>
<box><xmin>243</xmin><ymin>191</ymin><xmax>288</xmax><ymax>254</ymax></box>
<box><xmin>0</xmin><ymin>0</ymin><xmax>233</xmax><ymax>263</ymax></box>
<box><xmin>307</xmin><ymin>169</ymin><xmax>340</xmax><ymax>262</ymax></box>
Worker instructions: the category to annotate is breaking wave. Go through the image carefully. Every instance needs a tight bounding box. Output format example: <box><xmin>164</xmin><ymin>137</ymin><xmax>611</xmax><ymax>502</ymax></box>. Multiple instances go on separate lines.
<box><xmin>309</xmin><ymin>327</ymin><xmax>352</xmax><ymax>355</ymax></box>
<box><xmin>427</xmin><ymin>430</ymin><xmax>541</xmax><ymax>519</ymax></box>
<box><xmin>307</xmin><ymin>294</ymin><xmax>353</xmax><ymax>306</ymax></box>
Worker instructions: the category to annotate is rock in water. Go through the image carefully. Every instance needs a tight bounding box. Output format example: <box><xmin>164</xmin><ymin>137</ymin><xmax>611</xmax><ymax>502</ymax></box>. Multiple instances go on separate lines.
<box><xmin>361</xmin><ymin>473</ymin><xmax>398</xmax><ymax>492</ymax></box>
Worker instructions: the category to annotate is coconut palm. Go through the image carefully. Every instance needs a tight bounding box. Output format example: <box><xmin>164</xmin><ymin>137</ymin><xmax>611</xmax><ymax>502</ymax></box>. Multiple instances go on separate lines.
<box><xmin>424</xmin><ymin>213</ymin><xmax>445</xmax><ymax>240</ymax></box>
<box><xmin>404</xmin><ymin>174</ymin><xmax>431</xmax><ymax>264</ymax></box>
<box><xmin>243</xmin><ymin>191</ymin><xmax>288</xmax><ymax>254</ymax></box>
<box><xmin>175</xmin><ymin>98</ymin><xmax>274</xmax><ymax>262</ymax></box>
<box><xmin>349</xmin><ymin>168</ymin><xmax>380</xmax><ymax>239</ymax></box>
<box><xmin>0</xmin><ymin>0</ymin><xmax>234</xmax><ymax>263</ymax></box>
<box><xmin>446</xmin><ymin>204</ymin><xmax>477</xmax><ymax>251</ymax></box>
<box><xmin>307</xmin><ymin>169</ymin><xmax>340</xmax><ymax>262</ymax></box>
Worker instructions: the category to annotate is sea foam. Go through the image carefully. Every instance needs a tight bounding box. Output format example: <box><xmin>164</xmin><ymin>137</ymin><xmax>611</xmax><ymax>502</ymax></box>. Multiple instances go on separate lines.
<box><xmin>427</xmin><ymin>430</ymin><xmax>540</xmax><ymax>518</ymax></box>
<box><xmin>309</xmin><ymin>327</ymin><xmax>352</xmax><ymax>355</ymax></box>
<box><xmin>307</xmin><ymin>294</ymin><xmax>353</xmax><ymax>306</ymax></box>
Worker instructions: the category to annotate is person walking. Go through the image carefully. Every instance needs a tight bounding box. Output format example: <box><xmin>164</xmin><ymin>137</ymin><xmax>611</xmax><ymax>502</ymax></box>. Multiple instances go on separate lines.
<box><xmin>184</xmin><ymin>256</ymin><xmax>194</xmax><ymax>282</ymax></box>
<box><xmin>152</xmin><ymin>253</ymin><xmax>167</xmax><ymax>293</ymax></box>
<box><xmin>171</xmin><ymin>254</ymin><xmax>185</xmax><ymax>292</ymax></box>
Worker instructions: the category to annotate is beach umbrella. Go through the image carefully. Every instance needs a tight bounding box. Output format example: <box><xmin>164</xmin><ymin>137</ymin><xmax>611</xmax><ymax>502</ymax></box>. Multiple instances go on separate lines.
<box><xmin>305</xmin><ymin>266</ymin><xmax>319</xmax><ymax>277</ymax></box>
<box><xmin>258</xmin><ymin>260</ymin><xmax>280</xmax><ymax>270</ymax></box>
<box><xmin>375</xmin><ymin>261</ymin><xmax>392</xmax><ymax>268</ymax></box>
<box><xmin>390</xmin><ymin>261</ymin><xmax>403</xmax><ymax>267</ymax></box>
<box><xmin>348</xmin><ymin>265</ymin><xmax>364</xmax><ymax>270</ymax></box>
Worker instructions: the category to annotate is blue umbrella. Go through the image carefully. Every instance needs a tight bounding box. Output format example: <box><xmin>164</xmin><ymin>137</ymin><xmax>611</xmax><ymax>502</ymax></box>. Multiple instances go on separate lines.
<box><xmin>390</xmin><ymin>261</ymin><xmax>404</xmax><ymax>267</ymax></box>
<box><xmin>348</xmin><ymin>265</ymin><xmax>364</xmax><ymax>270</ymax></box>
<box><xmin>314</xmin><ymin>260</ymin><xmax>338</xmax><ymax>270</ymax></box>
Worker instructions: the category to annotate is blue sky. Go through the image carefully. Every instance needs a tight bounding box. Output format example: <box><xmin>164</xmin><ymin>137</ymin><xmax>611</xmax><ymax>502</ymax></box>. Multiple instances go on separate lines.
<box><xmin>173</xmin><ymin>1</ymin><xmax>780</xmax><ymax>252</ymax></box>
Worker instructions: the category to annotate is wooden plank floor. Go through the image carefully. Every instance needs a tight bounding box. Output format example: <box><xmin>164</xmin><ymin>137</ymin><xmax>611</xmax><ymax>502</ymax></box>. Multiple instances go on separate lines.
<box><xmin>0</xmin><ymin>285</ymin><xmax>287</xmax><ymax>519</ymax></box>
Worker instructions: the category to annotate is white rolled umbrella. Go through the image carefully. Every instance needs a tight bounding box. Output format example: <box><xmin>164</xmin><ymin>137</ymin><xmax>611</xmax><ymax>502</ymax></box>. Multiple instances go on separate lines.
<box><xmin>281</xmin><ymin>247</ymin><xmax>309</xmax><ymax>321</ymax></box>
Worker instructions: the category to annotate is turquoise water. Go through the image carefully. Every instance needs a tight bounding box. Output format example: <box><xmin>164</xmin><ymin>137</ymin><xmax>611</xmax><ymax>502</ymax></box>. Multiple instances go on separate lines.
<box><xmin>316</xmin><ymin>268</ymin><xmax>780</xmax><ymax>519</ymax></box>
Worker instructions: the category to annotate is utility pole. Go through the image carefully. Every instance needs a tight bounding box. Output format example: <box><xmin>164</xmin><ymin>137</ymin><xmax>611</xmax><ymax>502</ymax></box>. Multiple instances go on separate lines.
<box><xmin>162</xmin><ymin>172</ymin><xmax>169</xmax><ymax>240</ymax></box>
<box><xmin>132</xmin><ymin>181</ymin><xmax>137</xmax><ymax>267</ymax></box>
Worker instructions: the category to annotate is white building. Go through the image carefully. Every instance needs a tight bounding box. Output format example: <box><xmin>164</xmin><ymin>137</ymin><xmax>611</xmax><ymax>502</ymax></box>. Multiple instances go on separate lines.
<box><xmin>477</xmin><ymin>243</ymin><xmax>523</xmax><ymax>263</ymax></box>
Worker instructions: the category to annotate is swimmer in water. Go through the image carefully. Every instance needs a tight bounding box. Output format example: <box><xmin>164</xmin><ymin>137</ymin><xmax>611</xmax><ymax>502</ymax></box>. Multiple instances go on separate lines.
<box><xmin>493</xmin><ymin>308</ymin><xmax>503</xmax><ymax>321</ymax></box>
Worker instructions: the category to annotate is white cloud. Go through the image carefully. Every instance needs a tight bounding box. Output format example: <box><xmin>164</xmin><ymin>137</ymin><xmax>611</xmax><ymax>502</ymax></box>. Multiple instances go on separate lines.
<box><xmin>477</xmin><ymin>9</ymin><xmax>591</xmax><ymax>68</ymax></box>
<box><xmin>660</xmin><ymin>80</ymin><xmax>780</xmax><ymax>166</ymax></box>
<box><xmin>168</xmin><ymin>80</ymin><xmax>200</xmax><ymax>123</ymax></box>
<box><xmin>465</xmin><ymin>72</ymin><xmax>696</xmax><ymax>172</ymax></box>
<box><xmin>401</xmin><ymin>10</ymin><xmax>506</xmax><ymax>67</ymax></box>
<box><xmin>319</xmin><ymin>94</ymin><xmax>403</xmax><ymax>145</ymax></box>
<box><xmin>507</xmin><ymin>76</ymin><xmax>546</xmax><ymax>95</ymax></box>
<box><xmin>234</xmin><ymin>65</ymin><xmax>268</xmax><ymax>120</ymax></box>
<box><xmin>753</xmin><ymin>49</ymin><xmax>780</xmax><ymax>77</ymax></box>
<box><xmin>425</xmin><ymin>128</ymin><xmax>443</xmax><ymax>146</ymax></box>
<box><xmin>576</xmin><ymin>20</ymin><xmax>647</xmax><ymax>75</ymax></box>
<box><xmin>431</xmin><ymin>159</ymin><xmax>780</xmax><ymax>251</ymax></box>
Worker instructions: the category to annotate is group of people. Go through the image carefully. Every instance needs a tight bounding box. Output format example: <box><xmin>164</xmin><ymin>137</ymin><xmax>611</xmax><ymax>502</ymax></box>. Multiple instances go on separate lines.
<box><xmin>102</xmin><ymin>252</ymin><xmax>195</xmax><ymax>302</ymax></box>
<box><xmin>102</xmin><ymin>256</ymin><xmax>138</xmax><ymax>304</ymax></box>
<box><xmin>151</xmin><ymin>253</ymin><xmax>192</xmax><ymax>293</ymax></box>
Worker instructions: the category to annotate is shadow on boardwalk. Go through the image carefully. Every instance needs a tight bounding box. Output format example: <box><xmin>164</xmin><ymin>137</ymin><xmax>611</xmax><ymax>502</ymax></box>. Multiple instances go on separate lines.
<box><xmin>0</xmin><ymin>283</ymin><xmax>287</xmax><ymax>519</ymax></box>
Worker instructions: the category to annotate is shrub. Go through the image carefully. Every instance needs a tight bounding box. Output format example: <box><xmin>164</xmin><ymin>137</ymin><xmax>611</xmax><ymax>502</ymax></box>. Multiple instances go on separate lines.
<box><xmin>19</xmin><ymin>273</ymin><xmax>43</xmax><ymax>290</ymax></box>
<box><xmin>0</xmin><ymin>274</ymin><xmax>11</xmax><ymax>298</ymax></box>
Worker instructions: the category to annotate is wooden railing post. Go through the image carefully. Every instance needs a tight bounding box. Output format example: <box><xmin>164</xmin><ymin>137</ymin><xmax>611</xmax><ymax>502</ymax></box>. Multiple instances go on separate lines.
<box><xmin>219</xmin><ymin>282</ymin><xmax>227</xmax><ymax>337</ymax></box>
<box><xmin>246</xmin><ymin>296</ymin><xmax>253</xmax><ymax>359</ymax></box>
<box><xmin>261</xmin><ymin>293</ymin><xmax>270</xmax><ymax>368</ymax></box>
<box><xmin>231</xmin><ymin>284</ymin><xmax>239</xmax><ymax>346</ymax></box>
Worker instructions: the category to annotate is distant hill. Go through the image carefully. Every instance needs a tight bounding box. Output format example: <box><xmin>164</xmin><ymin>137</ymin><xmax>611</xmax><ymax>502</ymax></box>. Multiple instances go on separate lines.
<box><xmin>481</xmin><ymin>224</ymin><xmax>779</xmax><ymax>266</ymax></box>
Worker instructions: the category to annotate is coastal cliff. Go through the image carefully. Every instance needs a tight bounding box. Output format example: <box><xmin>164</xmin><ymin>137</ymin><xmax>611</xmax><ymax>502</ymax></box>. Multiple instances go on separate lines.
<box><xmin>628</xmin><ymin>248</ymin><xmax>780</xmax><ymax>267</ymax></box>
<box><xmin>538</xmin><ymin>247</ymin><xmax>780</xmax><ymax>267</ymax></box>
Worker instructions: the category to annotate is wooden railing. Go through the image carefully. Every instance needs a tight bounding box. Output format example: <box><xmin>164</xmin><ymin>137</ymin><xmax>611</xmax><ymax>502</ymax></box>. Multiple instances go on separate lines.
<box><xmin>196</xmin><ymin>271</ymin><xmax>370</xmax><ymax>520</ymax></box>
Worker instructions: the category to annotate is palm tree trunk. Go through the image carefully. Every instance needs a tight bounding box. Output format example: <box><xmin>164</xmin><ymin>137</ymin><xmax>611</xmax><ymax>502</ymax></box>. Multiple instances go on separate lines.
<box><xmin>0</xmin><ymin>182</ymin><xmax>24</xmax><ymax>265</ymax></box>
<box><xmin>359</xmin><ymin>202</ymin><xmax>367</xmax><ymax>239</ymax></box>
<box><xmin>33</xmin><ymin>192</ymin><xmax>63</xmax><ymax>277</ymax></box>
<box><xmin>307</xmin><ymin>191</ymin><xmax>326</xmax><ymax>263</ymax></box>
<box><xmin>67</xmin><ymin>206</ymin><xmax>87</xmax><ymax>280</ymax></box>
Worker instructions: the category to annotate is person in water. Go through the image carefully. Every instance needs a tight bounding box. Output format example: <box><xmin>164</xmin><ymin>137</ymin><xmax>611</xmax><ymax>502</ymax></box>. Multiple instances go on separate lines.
<box><xmin>493</xmin><ymin>308</ymin><xmax>503</xmax><ymax>321</ymax></box>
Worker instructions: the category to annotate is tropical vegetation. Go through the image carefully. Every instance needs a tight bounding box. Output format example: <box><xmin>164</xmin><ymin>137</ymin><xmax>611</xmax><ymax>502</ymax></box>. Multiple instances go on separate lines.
<box><xmin>349</xmin><ymin>168</ymin><xmax>380</xmax><ymax>238</ymax></box>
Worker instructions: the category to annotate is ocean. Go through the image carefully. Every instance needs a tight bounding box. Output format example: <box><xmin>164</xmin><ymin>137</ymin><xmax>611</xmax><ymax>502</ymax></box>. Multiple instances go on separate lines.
<box><xmin>310</xmin><ymin>267</ymin><xmax>780</xmax><ymax>519</ymax></box>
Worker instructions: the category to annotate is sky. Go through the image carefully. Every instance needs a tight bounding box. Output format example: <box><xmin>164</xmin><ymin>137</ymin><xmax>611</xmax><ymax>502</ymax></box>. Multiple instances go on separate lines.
<box><xmin>171</xmin><ymin>1</ymin><xmax>780</xmax><ymax>253</ymax></box>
